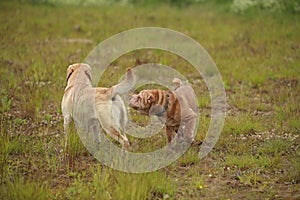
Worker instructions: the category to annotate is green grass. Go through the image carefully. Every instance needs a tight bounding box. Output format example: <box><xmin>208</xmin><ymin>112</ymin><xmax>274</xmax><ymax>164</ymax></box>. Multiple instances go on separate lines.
<box><xmin>65</xmin><ymin>167</ymin><xmax>176</xmax><ymax>200</ymax></box>
<box><xmin>178</xmin><ymin>147</ymin><xmax>200</xmax><ymax>167</ymax></box>
<box><xmin>223</xmin><ymin>112</ymin><xmax>265</xmax><ymax>136</ymax></box>
<box><xmin>0</xmin><ymin>0</ymin><xmax>299</xmax><ymax>199</ymax></box>
<box><xmin>225</xmin><ymin>154</ymin><xmax>275</xmax><ymax>170</ymax></box>
<box><xmin>0</xmin><ymin>118</ymin><xmax>10</xmax><ymax>183</ymax></box>
<box><xmin>0</xmin><ymin>177</ymin><xmax>51</xmax><ymax>200</ymax></box>
<box><xmin>257</xmin><ymin>138</ymin><xmax>291</xmax><ymax>156</ymax></box>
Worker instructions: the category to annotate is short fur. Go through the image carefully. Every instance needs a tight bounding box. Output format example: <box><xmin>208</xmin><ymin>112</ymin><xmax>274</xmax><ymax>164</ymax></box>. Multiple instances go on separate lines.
<box><xmin>129</xmin><ymin>79</ymin><xmax>197</xmax><ymax>143</ymax></box>
<box><xmin>62</xmin><ymin>63</ymin><xmax>135</xmax><ymax>154</ymax></box>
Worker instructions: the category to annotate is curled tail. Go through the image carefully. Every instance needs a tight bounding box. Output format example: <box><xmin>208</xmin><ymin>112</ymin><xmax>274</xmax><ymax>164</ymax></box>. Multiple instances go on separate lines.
<box><xmin>112</xmin><ymin>68</ymin><xmax>136</xmax><ymax>97</ymax></box>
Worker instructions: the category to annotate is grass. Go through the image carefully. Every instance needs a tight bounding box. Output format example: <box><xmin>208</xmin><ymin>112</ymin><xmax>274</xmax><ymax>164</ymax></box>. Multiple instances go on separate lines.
<box><xmin>257</xmin><ymin>138</ymin><xmax>291</xmax><ymax>156</ymax></box>
<box><xmin>64</xmin><ymin>167</ymin><xmax>176</xmax><ymax>200</ymax></box>
<box><xmin>225</xmin><ymin>154</ymin><xmax>275</xmax><ymax>170</ymax></box>
<box><xmin>0</xmin><ymin>118</ymin><xmax>10</xmax><ymax>183</ymax></box>
<box><xmin>0</xmin><ymin>0</ymin><xmax>299</xmax><ymax>199</ymax></box>
<box><xmin>223</xmin><ymin>112</ymin><xmax>265</xmax><ymax>136</ymax></box>
<box><xmin>1</xmin><ymin>177</ymin><xmax>51</xmax><ymax>200</ymax></box>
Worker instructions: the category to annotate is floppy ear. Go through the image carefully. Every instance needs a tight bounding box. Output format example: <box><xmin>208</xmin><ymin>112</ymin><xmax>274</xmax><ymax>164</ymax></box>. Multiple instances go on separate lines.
<box><xmin>66</xmin><ymin>66</ymin><xmax>74</xmax><ymax>83</ymax></box>
<box><xmin>84</xmin><ymin>68</ymin><xmax>92</xmax><ymax>83</ymax></box>
<box><xmin>147</xmin><ymin>95</ymin><xmax>154</xmax><ymax>104</ymax></box>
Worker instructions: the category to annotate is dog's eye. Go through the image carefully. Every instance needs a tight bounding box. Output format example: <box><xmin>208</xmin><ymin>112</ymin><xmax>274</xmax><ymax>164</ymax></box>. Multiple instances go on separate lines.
<box><xmin>111</xmin><ymin>97</ymin><xmax>115</xmax><ymax>101</ymax></box>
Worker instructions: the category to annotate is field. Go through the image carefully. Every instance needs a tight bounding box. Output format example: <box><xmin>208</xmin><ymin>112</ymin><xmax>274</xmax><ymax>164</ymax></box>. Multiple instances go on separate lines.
<box><xmin>0</xmin><ymin>0</ymin><xmax>300</xmax><ymax>199</ymax></box>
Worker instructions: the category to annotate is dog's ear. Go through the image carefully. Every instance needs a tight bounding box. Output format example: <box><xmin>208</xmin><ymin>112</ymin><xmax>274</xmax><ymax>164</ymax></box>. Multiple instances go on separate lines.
<box><xmin>147</xmin><ymin>95</ymin><xmax>154</xmax><ymax>104</ymax></box>
<box><xmin>84</xmin><ymin>68</ymin><xmax>92</xmax><ymax>83</ymax></box>
<box><xmin>66</xmin><ymin>66</ymin><xmax>75</xmax><ymax>83</ymax></box>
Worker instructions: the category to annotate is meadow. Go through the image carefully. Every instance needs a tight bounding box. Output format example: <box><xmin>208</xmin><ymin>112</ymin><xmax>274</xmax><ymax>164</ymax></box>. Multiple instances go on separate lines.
<box><xmin>0</xmin><ymin>0</ymin><xmax>299</xmax><ymax>199</ymax></box>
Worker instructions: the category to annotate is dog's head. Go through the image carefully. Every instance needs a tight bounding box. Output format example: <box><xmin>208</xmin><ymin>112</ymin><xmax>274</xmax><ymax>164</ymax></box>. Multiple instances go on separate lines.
<box><xmin>66</xmin><ymin>63</ymin><xmax>92</xmax><ymax>85</ymax></box>
<box><xmin>129</xmin><ymin>90</ymin><xmax>163</xmax><ymax>115</ymax></box>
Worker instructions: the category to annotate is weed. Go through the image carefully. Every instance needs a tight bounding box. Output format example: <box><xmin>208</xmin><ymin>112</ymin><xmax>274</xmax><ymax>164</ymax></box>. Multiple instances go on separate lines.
<box><xmin>0</xmin><ymin>118</ymin><xmax>10</xmax><ymax>183</ymax></box>
<box><xmin>223</xmin><ymin>112</ymin><xmax>265</xmax><ymax>136</ymax></box>
<box><xmin>65</xmin><ymin>122</ymin><xmax>89</xmax><ymax>166</ymax></box>
<box><xmin>197</xmin><ymin>95</ymin><xmax>210</xmax><ymax>108</ymax></box>
<box><xmin>67</xmin><ymin>167</ymin><xmax>176</xmax><ymax>200</ymax></box>
<box><xmin>178</xmin><ymin>148</ymin><xmax>200</xmax><ymax>167</ymax></box>
<box><xmin>0</xmin><ymin>177</ymin><xmax>51</xmax><ymax>200</ymax></box>
<box><xmin>225</xmin><ymin>154</ymin><xmax>274</xmax><ymax>170</ymax></box>
<box><xmin>0</xmin><ymin>89</ymin><xmax>12</xmax><ymax>112</ymax></box>
<box><xmin>257</xmin><ymin>138</ymin><xmax>291</xmax><ymax>156</ymax></box>
<box><xmin>287</xmin><ymin>157</ymin><xmax>300</xmax><ymax>184</ymax></box>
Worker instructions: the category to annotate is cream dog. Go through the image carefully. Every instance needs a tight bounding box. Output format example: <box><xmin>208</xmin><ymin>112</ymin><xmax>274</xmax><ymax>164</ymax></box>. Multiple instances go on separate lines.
<box><xmin>62</xmin><ymin>63</ymin><xmax>135</xmax><ymax>153</ymax></box>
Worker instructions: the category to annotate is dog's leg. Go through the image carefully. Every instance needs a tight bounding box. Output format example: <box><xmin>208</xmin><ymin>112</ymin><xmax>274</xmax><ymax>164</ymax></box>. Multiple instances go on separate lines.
<box><xmin>88</xmin><ymin>118</ymin><xmax>101</xmax><ymax>151</ymax></box>
<box><xmin>120</xmin><ymin>132</ymin><xmax>130</xmax><ymax>149</ymax></box>
<box><xmin>166</xmin><ymin>126</ymin><xmax>175</xmax><ymax>143</ymax></box>
<box><xmin>118</xmin><ymin>101</ymin><xmax>130</xmax><ymax>150</ymax></box>
<box><xmin>109</xmin><ymin>98</ymin><xmax>130</xmax><ymax>149</ymax></box>
<box><xmin>176</xmin><ymin>109</ymin><xmax>197</xmax><ymax>144</ymax></box>
<box><xmin>182</xmin><ymin>109</ymin><xmax>197</xmax><ymax>143</ymax></box>
<box><xmin>63</xmin><ymin>115</ymin><xmax>72</xmax><ymax>156</ymax></box>
<box><xmin>108</xmin><ymin>127</ymin><xmax>130</xmax><ymax>149</ymax></box>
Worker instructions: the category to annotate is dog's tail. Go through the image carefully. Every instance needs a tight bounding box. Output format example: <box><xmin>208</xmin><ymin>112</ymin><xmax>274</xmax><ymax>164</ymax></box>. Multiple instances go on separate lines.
<box><xmin>111</xmin><ymin>68</ymin><xmax>135</xmax><ymax>97</ymax></box>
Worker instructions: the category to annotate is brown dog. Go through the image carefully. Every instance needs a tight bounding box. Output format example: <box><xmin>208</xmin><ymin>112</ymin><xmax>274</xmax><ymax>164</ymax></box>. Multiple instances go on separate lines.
<box><xmin>129</xmin><ymin>78</ymin><xmax>197</xmax><ymax>143</ymax></box>
<box><xmin>62</xmin><ymin>63</ymin><xmax>135</xmax><ymax>153</ymax></box>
